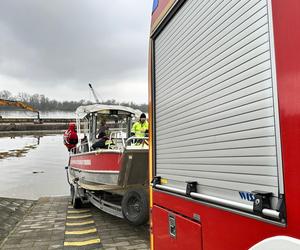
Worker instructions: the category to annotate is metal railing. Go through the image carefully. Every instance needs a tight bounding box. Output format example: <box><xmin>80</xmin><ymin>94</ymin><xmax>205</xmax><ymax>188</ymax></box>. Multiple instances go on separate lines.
<box><xmin>108</xmin><ymin>131</ymin><xmax>126</xmax><ymax>149</ymax></box>
<box><xmin>69</xmin><ymin>141</ymin><xmax>89</xmax><ymax>154</ymax></box>
<box><xmin>125</xmin><ymin>137</ymin><xmax>149</xmax><ymax>148</ymax></box>
<box><xmin>70</xmin><ymin>135</ymin><xmax>149</xmax><ymax>154</ymax></box>
<box><xmin>153</xmin><ymin>184</ymin><xmax>281</xmax><ymax>220</ymax></box>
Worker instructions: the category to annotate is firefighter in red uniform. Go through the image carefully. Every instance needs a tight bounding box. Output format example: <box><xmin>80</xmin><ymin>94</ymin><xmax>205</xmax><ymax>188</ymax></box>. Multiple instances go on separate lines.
<box><xmin>63</xmin><ymin>123</ymin><xmax>78</xmax><ymax>151</ymax></box>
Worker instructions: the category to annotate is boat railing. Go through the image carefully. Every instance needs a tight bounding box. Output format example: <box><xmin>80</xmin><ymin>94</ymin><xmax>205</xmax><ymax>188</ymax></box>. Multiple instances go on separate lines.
<box><xmin>108</xmin><ymin>131</ymin><xmax>127</xmax><ymax>149</ymax></box>
<box><xmin>125</xmin><ymin>137</ymin><xmax>149</xmax><ymax>149</ymax></box>
<box><xmin>69</xmin><ymin>134</ymin><xmax>148</xmax><ymax>153</ymax></box>
<box><xmin>70</xmin><ymin>141</ymin><xmax>89</xmax><ymax>154</ymax></box>
<box><xmin>69</xmin><ymin>146</ymin><xmax>77</xmax><ymax>155</ymax></box>
<box><xmin>79</xmin><ymin>142</ymin><xmax>89</xmax><ymax>153</ymax></box>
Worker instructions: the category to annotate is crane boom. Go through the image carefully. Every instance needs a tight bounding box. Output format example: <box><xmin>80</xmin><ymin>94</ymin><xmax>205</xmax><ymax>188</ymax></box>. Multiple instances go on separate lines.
<box><xmin>88</xmin><ymin>83</ymin><xmax>100</xmax><ymax>103</ymax></box>
<box><xmin>0</xmin><ymin>99</ymin><xmax>40</xmax><ymax>120</ymax></box>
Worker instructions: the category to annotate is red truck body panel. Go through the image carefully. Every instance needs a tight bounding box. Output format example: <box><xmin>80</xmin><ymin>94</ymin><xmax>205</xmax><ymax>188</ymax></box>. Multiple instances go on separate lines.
<box><xmin>149</xmin><ymin>0</ymin><xmax>300</xmax><ymax>249</ymax></box>
<box><xmin>152</xmin><ymin>205</ymin><xmax>203</xmax><ymax>250</ymax></box>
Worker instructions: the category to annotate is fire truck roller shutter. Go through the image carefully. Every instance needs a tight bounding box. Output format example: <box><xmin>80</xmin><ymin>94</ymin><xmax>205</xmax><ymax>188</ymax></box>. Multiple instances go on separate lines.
<box><xmin>153</xmin><ymin>0</ymin><xmax>283</xmax><ymax>211</ymax></box>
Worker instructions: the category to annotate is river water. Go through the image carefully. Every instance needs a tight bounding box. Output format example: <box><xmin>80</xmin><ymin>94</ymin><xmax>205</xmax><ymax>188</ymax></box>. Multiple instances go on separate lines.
<box><xmin>0</xmin><ymin>133</ymin><xmax>70</xmax><ymax>200</ymax></box>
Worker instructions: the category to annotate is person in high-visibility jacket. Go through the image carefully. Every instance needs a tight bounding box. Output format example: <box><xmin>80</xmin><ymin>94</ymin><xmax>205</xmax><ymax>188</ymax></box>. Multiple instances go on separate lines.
<box><xmin>131</xmin><ymin>113</ymin><xmax>148</xmax><ymax>138</ymax></box>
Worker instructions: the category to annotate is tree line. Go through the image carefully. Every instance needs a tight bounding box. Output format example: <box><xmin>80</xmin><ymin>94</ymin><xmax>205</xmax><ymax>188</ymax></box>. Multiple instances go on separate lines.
<box><xmin>0</xmin><ymin>90</ymin><xmax>148</xmax><ymax>113</ymax></box>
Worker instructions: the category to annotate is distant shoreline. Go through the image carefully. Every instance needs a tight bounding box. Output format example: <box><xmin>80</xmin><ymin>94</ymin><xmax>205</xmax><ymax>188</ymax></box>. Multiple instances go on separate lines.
<box><xmin>0</xmin><ymin>117</ymin><xmax>74</xmax><ymax>134</ymax></box>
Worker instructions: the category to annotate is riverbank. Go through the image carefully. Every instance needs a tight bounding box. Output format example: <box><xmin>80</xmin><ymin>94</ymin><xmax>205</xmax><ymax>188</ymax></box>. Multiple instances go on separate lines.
<box><xmin>0</xmin><ymin>117</ymin><xmax>77</xmax><ymax>132</ymax></box>
<box><xmin>0</xmin><ymin>122</ymin><xmax>68</xmax><ymax>132</ymax></box>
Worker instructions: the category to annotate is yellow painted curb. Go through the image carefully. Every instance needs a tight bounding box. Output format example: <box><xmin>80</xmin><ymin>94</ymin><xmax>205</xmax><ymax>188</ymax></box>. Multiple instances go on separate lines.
<box><xmin>66</xmin><ymin>220</ymin><xmax>95</xmax><ymax>226</ymax></box>
<box><xmin>64</xmin><ymin>238</ymin><xmax>101</xmax><ymax>246</ymax></box>
<box><xmin>67</xmin><ymin>214</ymin><xmax>92</xmax><ymax>219</ymax></box>
<box><xmin>67</xmin><ymin>209</ymin><xmax>90</xmax><ymax>214</ymax></box>
<box><xmin>65</xmin><ymin>228</ymin><xmax>97</xmax><ymax>235</ymax></box>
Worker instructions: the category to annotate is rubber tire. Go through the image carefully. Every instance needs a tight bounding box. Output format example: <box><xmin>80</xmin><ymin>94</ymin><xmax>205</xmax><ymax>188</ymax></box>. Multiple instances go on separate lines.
<box><xmin>70</xmin><ymin>184</ymin><xmax>82</xmax><ymax>209</ymax></box>
<box><xmin>121</xmin><ymin>188</ymin><xmax>149</xmax><ymax>226</ymax></box>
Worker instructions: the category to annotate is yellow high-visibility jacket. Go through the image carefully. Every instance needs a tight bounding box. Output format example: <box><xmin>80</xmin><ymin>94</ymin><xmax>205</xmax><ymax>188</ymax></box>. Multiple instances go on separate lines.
<box><xmin>131</xmin><ymin>121</ymin><xmax>149</xmax><ymax>137</ymax></box>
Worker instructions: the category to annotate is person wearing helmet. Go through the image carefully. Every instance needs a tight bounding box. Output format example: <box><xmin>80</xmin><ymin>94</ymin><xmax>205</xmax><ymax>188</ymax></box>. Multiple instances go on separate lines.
<box><xmin>63</xmin><ymin>122</ymin><xmax>78</xmax><ymax>151</ymax></box>
<box><xmin>131</xmin><ymin>113</ymin><xmax>149</xmax><ymax>138</ymax></box>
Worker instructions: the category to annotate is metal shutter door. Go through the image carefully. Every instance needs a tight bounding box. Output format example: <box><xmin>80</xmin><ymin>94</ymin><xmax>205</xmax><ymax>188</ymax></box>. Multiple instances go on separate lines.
<box><xmin>154</xmin><ymin>0</ymin><xmax>283</xmax><ymax>207</ymax></box>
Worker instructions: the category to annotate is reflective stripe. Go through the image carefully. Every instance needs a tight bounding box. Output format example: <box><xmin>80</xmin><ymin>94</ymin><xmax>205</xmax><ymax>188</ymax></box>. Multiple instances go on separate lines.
<box><xmin>67</xmin><ymin>209</ymin><xmax>90</xmax><ymax>214</ymax></box>
<box><xmin>67</xmin><ymin>214</ymin><xmax>92</xmax><ymax>219</ymax></box>
<box><xmin>63</xmin><ymin>239</ymin><xmax>101</xmax><ymax>246</ymax></box>
<box><xmin>66</xmin><ymin>220</ymin><xmax>95</xmax><ymax>226</ymax></box>
<box><xmin>65</xmin><ymin>228</ymin><xmax>97</xmax><ymax>235</ymax></box>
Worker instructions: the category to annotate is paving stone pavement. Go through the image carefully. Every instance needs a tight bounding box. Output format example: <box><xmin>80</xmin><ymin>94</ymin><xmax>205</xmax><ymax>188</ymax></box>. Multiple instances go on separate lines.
<box><xmin>90</xmin><ymin>205</ymin><xmax>150</xmax><ymax>250</ymax></box>
<box><xmin>0</xmin><ymin>197</ymin><xmax>67</xmax><ymax>250</ymax></box>
<box><xmin>0</xmin><ymin>197</ymin><xmax>150</xmax><ymax>250</ymax></box>
<box><xmin>0</xmin><ymin>197</ymin><xmax>35</xmax><ymax>246</ymax></box>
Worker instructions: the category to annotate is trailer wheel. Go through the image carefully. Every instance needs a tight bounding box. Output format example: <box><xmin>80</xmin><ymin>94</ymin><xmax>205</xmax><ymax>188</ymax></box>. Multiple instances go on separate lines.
<box><xmin>70</xmin><ymin>184</ymin><xmax>82</xmax><ymax>209</ymax></box>
<box><xmin>121</xmin><ymin>188</ymin><xmax>149</xmax><ymax>226</ymax></box>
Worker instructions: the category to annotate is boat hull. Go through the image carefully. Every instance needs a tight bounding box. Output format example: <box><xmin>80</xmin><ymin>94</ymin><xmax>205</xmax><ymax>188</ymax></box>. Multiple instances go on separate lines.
<box><xmin>69</xmin><ymin>151</ymin><xmax>122</xmax><ymax>185</ymax></box>
<box><xmin>69</xmin><ymin>168</ymin><xmax>119</xmax><ymax>185</ymax></box>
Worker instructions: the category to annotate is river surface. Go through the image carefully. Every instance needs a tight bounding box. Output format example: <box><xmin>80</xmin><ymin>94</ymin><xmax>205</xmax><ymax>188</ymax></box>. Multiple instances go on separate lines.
<box><xmin>0</xmin><ymin>133</ymin><xmax>70</xmax><ymax>200</ymax></box>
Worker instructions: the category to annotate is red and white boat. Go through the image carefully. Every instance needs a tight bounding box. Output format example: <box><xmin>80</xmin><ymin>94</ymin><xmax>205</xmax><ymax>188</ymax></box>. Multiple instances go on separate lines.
<box><xmin>67</xmin><ymin>104</ymin><xmax>149</xmax><ymax>225</ymax></box>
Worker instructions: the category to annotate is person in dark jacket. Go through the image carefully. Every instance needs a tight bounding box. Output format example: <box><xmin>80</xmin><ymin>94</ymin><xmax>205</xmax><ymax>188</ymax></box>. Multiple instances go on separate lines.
<box><xmin>92</xmin><ymin>120</ymin><xmax>109</xmax><ymax>149</ymax></box>
<box><xmin>63</xmin><ymin>122</ymin><xmax>78</xmax><ymax>151</ymax></box>
<box><xmin>96</xmin><ymin>120</ymin><xmax>108</xmax><ymax>139</ymax></box>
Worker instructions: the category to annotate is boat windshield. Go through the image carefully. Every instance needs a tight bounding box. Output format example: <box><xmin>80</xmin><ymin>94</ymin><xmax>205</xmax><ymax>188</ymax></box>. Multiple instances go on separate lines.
<box><xmin>76</xmin><ymin>110</ymin><xmax>134</xmax><ymax>153</ymax></box>
<box><xmin>95</xmin><ymin>113</ymin><xmax>131</xmax><ymax>138</ymax></box>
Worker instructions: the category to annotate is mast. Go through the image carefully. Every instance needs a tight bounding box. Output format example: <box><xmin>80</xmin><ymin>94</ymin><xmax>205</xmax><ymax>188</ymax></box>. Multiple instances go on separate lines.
<box><xmin>88</xmin><ymin>83</ymin><xmax>101</xmax><ymax>103</ymax></box>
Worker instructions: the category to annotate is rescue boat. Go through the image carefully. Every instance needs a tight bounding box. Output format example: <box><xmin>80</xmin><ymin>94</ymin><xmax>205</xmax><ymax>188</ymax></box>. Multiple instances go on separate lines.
<box><xmin>67</xmin><ymin>104</ymin><xmax>149</xmax><ymax>225</ymax></box>
<box><xmin>68</xmin><ymin>104</ymin><xmax>148</xmax><ymax>185</ymax></box>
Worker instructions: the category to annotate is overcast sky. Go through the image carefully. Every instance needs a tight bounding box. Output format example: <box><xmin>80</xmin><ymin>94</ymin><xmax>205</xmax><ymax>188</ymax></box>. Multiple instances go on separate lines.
<box><xmin>0</xmin><ymin>0</ymin><xmax>153</xmax><ymax>104</ymax></box>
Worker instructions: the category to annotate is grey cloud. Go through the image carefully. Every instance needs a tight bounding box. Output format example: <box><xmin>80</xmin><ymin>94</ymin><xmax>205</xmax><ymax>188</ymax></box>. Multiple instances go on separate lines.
<box><xmin>0</xmin><ymin>0</ymin><xmax>152</xmax><ymax>93</ymax></box>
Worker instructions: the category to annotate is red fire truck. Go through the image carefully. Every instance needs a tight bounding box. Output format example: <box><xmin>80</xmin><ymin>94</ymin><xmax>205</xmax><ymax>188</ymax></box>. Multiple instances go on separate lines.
<box><xmin>149</xmin><ymin>0</ymin><xmax>300</xmax><ymax>249</ymax></box>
